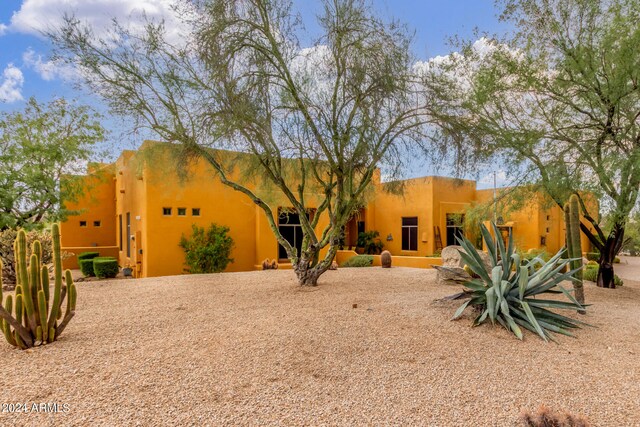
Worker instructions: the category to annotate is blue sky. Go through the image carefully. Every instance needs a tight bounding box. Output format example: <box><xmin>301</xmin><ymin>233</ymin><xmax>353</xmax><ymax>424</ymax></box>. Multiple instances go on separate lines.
<box><xmin>0</xmin><ymin>0</ymin><xmax>509</xmax><ymax>185</ymax></box>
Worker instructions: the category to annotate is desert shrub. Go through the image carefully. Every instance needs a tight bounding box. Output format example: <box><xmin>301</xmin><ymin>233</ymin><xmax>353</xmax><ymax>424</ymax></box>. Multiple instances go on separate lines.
<box><xmin>179</xmin><ymin>223</ymin><xmax>234</xmax><ymax>274</ymax></box>
<box><xmin>340</xmin><ymin>255</ymin><xmax>373</xmax><ymax>267</ymax></box>
<box><xmin>520</xmin><ymin>405</ymin><xmax>590</xmax><ymax>427</ymax></box>
<box><xmin>583</xmin><ymin>265</ymin><xmax>623</xmax><ymax>286</ymax></box>
<box><xmin>450</xmin><ymin>223</ymin><xmax>587</xmax><ymax>341</ymax></box>
<box><xmin>614</xmin><ymin>256</ymin><xmax>620</xmax><ymax>263</ymax></box>
<box><xmin>93</xmin><ymin>257</ymin><xmax>119</xmax><ymax>278</ymax></box>
<box><xmin>77</xmin><ymin>251</ymin><xmax>100</xmax><ymax>261</ymax></box>
<box><xmin>0</xmin><ymin>228</ymin><xmax>53</xmax><ymax>285</ymax></box>
<box><xmin>586</xmin><ymin>252</ymin><xmax>600</xmax><ymax>261</ymax></box>
<box><xmin>356</xmin><ymin>231</ymin><xmax>384</xmax><ymax>254</ymax></box>
<box><xmin>586</xmin><ymin>260</ymin><xmax>598</xmax><ymax>266</ymax></box>
<box><xmin>79</xmin><ymin>259</ymin><xmax>95</xmax><ymax>277</ymax></box>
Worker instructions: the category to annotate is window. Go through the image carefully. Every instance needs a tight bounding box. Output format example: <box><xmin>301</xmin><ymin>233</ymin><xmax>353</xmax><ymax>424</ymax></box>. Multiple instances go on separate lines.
<box><xmin>192</xmin><ymin>208</ymin><xmax>200</xmax><ymax>216</ymax></box>
<box><xmin>79</xmin><ymin>221</ymin><xmax>87</xmax><ymax>227</ymax></box>
<box><xmin>119</xmin><ymin>215</ymin><xmax>123</xmax><ymax>251</ymax></box>
<box><xmin>546</xmin><ymin>215</ymin><xmax>551</xmax><ymax>221</ymax></box>
<box><xmin>546</xmin><ymin>227</ymin><xmax>550</xmax><ymax>233</ymax></box>
<box><xmin>401</xmin><ymin>217</ymin><xmax>418</xmax><ymax>251</ymax></box>
<box><xmin>278</xmin><ymin>209</ymin><xmax>311</xmax><ymax>260</ymax></box>
<box><xmin>126</xmin><ymin>213</ymin><xmax>131</xmax><ymax>258</ymax></box>
<box><xmin>177</xmin><ymin>208</ymin><xmax>187</xmax><ymax>216</ymax></box>
<box><xmin>162</xmin><ymin>207</ymin><xmax>172</xmax><ymax>216</ymax></box>
<box><xmin>446</xmin><ymin>213</ymin><xmax>465</xmax><ymax>246</ymax></box>
<box><xmin>94</xmin><ymin>221</ymin><xmax>101</xmax><ymax>227</ymax></box>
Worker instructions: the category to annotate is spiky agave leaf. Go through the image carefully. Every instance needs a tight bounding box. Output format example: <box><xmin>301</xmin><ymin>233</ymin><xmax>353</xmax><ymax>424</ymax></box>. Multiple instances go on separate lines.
<box><xmin>449</xmin><ymin>222</ymin><xmax>587</xmax><ymax>341</ymax></box>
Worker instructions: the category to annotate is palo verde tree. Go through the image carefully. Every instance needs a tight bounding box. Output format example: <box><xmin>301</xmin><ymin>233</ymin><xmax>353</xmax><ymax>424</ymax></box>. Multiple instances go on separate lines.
<box><xmin>424</xmin><ymin>0</ymin><xmax>640</xmax><ymax>288</ymax></box>
<box><xmin>49</xmin><ymin>0</ymin><xmax>432</xmax><ymax>285</ymax></box>
<box><xmin>0</xmin><ymin>97</ymin><xmax>105</xmax><ymax>231</ymax></box>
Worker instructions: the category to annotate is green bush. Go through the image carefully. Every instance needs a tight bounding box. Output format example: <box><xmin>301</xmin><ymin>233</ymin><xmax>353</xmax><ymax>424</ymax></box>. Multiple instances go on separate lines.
<box><xmin>586</xmin><ymin>260</ymin><xmax>598</xmax><ymax>266</ymax></box>
<box><xmin>78</xmin><ymin>251</ymin><xmax>100</xmax><ymax>261</ymax></box>
<box><xmin>586</xmin><ymin>252</ymin><xmax>600</xmax><ymax>261</ymax></box>
<box><xmin>79</xmin><ymin>258</ymin><xmax>95</xmax><ymax>277</ymax></box>
<box><xmin>614</xmin><ymin>256</ymin><xmax>621</xmax><ymax>264</ymax></box>
<box><xmin>450</xmin><ymin>223</ymin><xmax>587</xmax><ymax>341</ymax></box>
<box><xmin>583</xmin><ymin>265</ymin><xmax>623</xmax><ymax>286</ymax></box>
<box><xmin>179</xmin><ymin>223</ymin><xmax>234</xmax><ymax>274</ymax></box>
<box><xmin>93</xmin><ymin>257</ymin><xmax>119</xmax><ymax>279</ymax></box>
<box><xmin>340</xmin><ymin>255</ymin><xmax>373</xmax><ymax>267</ymax></box>
<box><xmin>356</xmin><ymin>231</ymin><xmax>384</xmax><ymax>254</ymax></box>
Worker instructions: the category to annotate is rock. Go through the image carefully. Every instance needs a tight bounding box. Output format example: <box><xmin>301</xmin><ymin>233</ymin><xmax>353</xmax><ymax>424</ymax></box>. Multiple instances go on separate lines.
<box><xmin>380</xmin><ymin>250</ymin><xmax>392</xmax><ymax>268</ymax></box>
<box><xmin>433</xmin><ymin>265</ymin><xmax>472</xmax><ymax>286</ymax></box>
<box><xmin>441</xmin><ymin>245</ymin><xmax>492</xmax><ymax>273</ymax></box>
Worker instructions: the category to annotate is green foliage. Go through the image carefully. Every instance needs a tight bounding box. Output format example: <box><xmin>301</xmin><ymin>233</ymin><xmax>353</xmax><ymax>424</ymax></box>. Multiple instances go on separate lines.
<box><xmin>93</xmin><ymin>258</ymin><xmax>119</xmax><ymax>279</ymax></box>
<box><xmin>0</xmin><ymin>224</ymin><xmax>77</xmax><ymax>349</ymax></box>
<box><xmin>0</xmin><ymin>97</ymin><xmax>105</xmax><ymax>231</ymax></box>
<box><xmin>0</xmin><ymin>228</ymin><xmax>53</xmax><ymax>285</ymax></box>
<box><xmin>586</xmin><ymin>252</ymin><xmax>600</xmax><ymax>261</ymax></box>
<box><xmin>450</xmin><ymin>223</ymin><xmax>588</xmax><ymax>342</ymax></box>
<box><xmin>520</xmin><ymin>248</ymin><xmax>550</xmax><ymax>263</ymax></box>
<box><xmin>78</xmin><ymin>251</ymin><xmax>100</xmax><ymax>261</ymax></box>
<box><xmin>583</xmin><ymin>265</ymin><xmax>623</xmax><ymax>287</ymax></box>
<box><xmin>340</xmin><ymin>255</ymin><xmax>374</xmax><ymax>268</ymax></box>
<box><xmin>79</xmin><ymin>259</ymin><xmax>95</xmax><ymax>277</ymax></box>
<box><xmin>179</xmin><ymin>224</ymin><xmax>234</xmax><ymax>274</ymax></box>
<box><xmin>356</xmin><ymin>231</ymin><xmax>384</xmax><ymax>255</ymax></box>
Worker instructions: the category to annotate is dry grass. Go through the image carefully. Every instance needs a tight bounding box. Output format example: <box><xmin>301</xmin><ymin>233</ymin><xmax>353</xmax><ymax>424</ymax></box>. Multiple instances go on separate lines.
<box><xmin>1</xmin><ymin>265</ymin><xmax>640</xmax><ymax>426</ymax></box>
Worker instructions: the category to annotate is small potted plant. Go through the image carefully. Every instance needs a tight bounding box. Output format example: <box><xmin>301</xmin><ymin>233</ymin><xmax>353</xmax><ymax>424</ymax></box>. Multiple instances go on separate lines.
<box><xmin>122</xmin><ymin>262</ymin><xmax>133</xmax><ymax>277</ymax></box>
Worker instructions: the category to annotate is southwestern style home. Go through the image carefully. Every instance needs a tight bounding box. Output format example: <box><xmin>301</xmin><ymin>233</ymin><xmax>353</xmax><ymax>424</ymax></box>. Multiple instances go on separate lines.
<box><xmin>60</xmin><ymin>141</ymin><xmax>593</xmax><ymax>277</ymax></box>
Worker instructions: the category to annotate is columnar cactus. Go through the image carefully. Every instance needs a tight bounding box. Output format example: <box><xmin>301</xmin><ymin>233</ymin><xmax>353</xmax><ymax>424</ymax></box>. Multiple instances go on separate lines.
<box><xmin>0</xmin><ymin>224</ymin><xmax>77</xmax><ymax>349</ymax></box>
<box><xmin>564</xmin><ymin>195</ymin><xmax>585</xmax><ymax>306</ymax></box>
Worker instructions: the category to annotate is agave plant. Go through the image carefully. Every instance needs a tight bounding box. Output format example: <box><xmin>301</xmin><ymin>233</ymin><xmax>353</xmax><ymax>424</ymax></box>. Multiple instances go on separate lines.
<box><xmin>450</xmin><ymin>223</ymin><xmax>588</xmax><ymax>341</ymax></box>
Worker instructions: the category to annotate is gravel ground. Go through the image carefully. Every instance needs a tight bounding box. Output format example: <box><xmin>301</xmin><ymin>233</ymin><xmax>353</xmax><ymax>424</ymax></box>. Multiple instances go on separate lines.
<box><xmin>1</xmin><ymin>265</ymin><xmax>639</xmax><ymax>426</ymax></box>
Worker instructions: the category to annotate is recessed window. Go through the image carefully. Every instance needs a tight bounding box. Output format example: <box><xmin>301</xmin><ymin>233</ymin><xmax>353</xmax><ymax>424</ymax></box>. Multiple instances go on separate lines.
<box><xmin>162</xmin><ymin>207</ymin><xmax>172</xmax><ymax>216</ymax></box>
<box><xmin>177</xmin><ymin>207</ymin><xmax>187</xmax><ymax>216</ymax></box>
<box><xmin>547</xmin><ymin>215</ymin><xmax>551</xmax><ymax>221</ymax></box>
<box><xmin>192</xmin><ymin>208</ymin><xmax>200</xmax><ymax>216</ymax></box>
<box><xmin>94</xmin><ymin>221</ymin><xmax>101</xmax><ymax>227</ymax></box>
<box><xmin>79</xmin><ymin>221</ymin><xmax>87</xmax><ymax>227</ymax></box>
<box><xmin>546</xmin><ymin>227</ymin><xmax>550</xmax><ymax>233</ymax></box>
<box><xmin>401</xmin><ymin>217</ymin><xmax>418</xmax><ymax>251</ymax></box>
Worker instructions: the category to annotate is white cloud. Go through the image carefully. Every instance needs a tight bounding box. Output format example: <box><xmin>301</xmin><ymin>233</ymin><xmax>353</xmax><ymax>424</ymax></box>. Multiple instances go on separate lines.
<box><xmin>0</xmin><ymin>64</ymin><xmax>24</xmax><ymax>103</ymax></box>
<box><xmin>23</xmin><ymin>48</ymin><xmax>78</xmax><ymax>81</ymax></box>
<box><xmin>0</xmin><ymin>23</ymin><xmax>7</xmax><ymax>36</ymax></box>
<box><xmin>8</xmin><ymin>0</ymin><xmax>187</xmax><ymax>41</ymax></box>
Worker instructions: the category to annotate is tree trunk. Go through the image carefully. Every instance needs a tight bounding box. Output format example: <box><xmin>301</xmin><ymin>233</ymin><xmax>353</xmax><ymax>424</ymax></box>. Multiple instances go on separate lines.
<box><xmin>293</xmin><ymin>245</ymin><xmax>338</xmax><ymax>286</ymax></box>
<box><xmin>597</xmin><ymin>224</ymin><xmax>624</xmax><ymax>289</ymax></box>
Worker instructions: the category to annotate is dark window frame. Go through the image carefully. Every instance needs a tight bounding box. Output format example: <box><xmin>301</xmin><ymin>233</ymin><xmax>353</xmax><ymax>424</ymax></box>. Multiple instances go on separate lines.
<box><xmin>126</xmin><ymin>212</ymin><xmax>131</xmax><ymax>258</ymax></box>
<box><xmin>192</xmin><ymin>208</ymin><xmax>201</xmax><ymax>216</ymax></box>
<box><xmin>177</xmin><ymin>207</ymin><xmax>187</xmax><ymax>216</ymax></box>
<box><xmin>162</xmin><ymin>207</ymin><xmax>172</xmax><ymax>216</ymax></box>
<box><xmin>79</xmin><ymin>221</ymin><xmax>87</xmax><ymax>227</ymax></box>
<box><xmin>401</xmin><ymin>217</ymin><xmax>418</xmax><ymax>251</ymax></box>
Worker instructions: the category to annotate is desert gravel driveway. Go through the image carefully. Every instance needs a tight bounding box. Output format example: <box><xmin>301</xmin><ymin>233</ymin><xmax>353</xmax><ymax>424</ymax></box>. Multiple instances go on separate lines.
<box><xmin>1</xmin><ymin>266</ymin><xmax>639</xmax><ymax>426</ymax></box>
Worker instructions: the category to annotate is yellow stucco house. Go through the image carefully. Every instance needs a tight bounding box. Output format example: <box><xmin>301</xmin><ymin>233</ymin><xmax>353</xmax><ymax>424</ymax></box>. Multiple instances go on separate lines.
<box><xmin>60</xmin><ymin>141</ymin><xmax>593</xmax><ymax>277</ymax></box>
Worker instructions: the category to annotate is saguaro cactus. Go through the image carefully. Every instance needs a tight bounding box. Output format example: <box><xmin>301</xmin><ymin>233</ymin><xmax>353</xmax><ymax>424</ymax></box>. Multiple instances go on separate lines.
<box><xmin>0</xmin><ymin>224</ymin><xmax>77</xmax><ymax>349</ymax></box>
<box><xmin>564</xmin><ymin>195</ymin><xmax>585</xmax><ymax>307</ymax></box>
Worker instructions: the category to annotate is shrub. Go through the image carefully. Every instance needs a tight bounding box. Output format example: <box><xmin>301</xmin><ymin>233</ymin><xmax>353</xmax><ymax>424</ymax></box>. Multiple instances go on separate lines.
<box><xmin>449</xmin><ymin>223</ymin><xmax>588</xmax><ymax>341</ymax></box>
<box><xmin>179</xmin><ymin>223</ymin><xmax>234</xmax><ymax>274</ymax></box>
<box><xmin>586</xmin><ymin>260</ymin><xmax>598</xmax><ymax>266</ymax></box>
<box><xmin>586</xmin><ymin>252</ymin><xmax>600</xmax><ymax>261</ymax></box>
<box><xmin>614</xmin><ymin>256</ymin><xmax>620</xmax><ymax>263</ymax></box>
<box><xmin>521</xmin><ymin>248</ymin><xmax>550</xmax><ymax>263</ymax></box>
<box><xmin>79</xmin><ymin>259</ymin><xmax>95</xmax><ymax>277</ymax></box>
<box><xmin>583</xmin><ymin>265</ymin><xmax>623</xmax><ymax>286</ymax></box>
<box><xmin>520</xmin><ymin>405</ymin><xmax>590</xmax><ymax>427</ymax></box>
<box><xmin>356</xmin><ymin>231</ymin><xmax>384</xmax><ymax>254</ymax></box>
<box><xmin>340</xmin><ymin>255</ymin><xmax>373</xmax><ymax>267</ymax></box>
<box><xmin>77</xmin><ymin>251</ymin><xmax>100</xmax><ymax>261</ymax></box>
<box><xmin>0</xmin><ymin>228</ymin><xmax>53</xmax><ymax>285</ymax></box>
<box><xmin>93</xmin><ymin>257</ymin><xmax>119</xmax><ymax>279</ymax></box>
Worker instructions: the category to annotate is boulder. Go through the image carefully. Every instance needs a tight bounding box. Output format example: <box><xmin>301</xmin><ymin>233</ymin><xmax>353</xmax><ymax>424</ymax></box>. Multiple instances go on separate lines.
<box><xmin>441</xmin><ymin>245</ymin><xmax>492</xmax><ymax>273</ymax></box>
<box><xmin>433</xmin><ymin>265</ymin><xmax>472</xmax><ymax>286</ymax></box>
<box><xmin>380</xmin><ymin>250</ymin><xmax>392</xmax><ymax>268</ymax></box>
